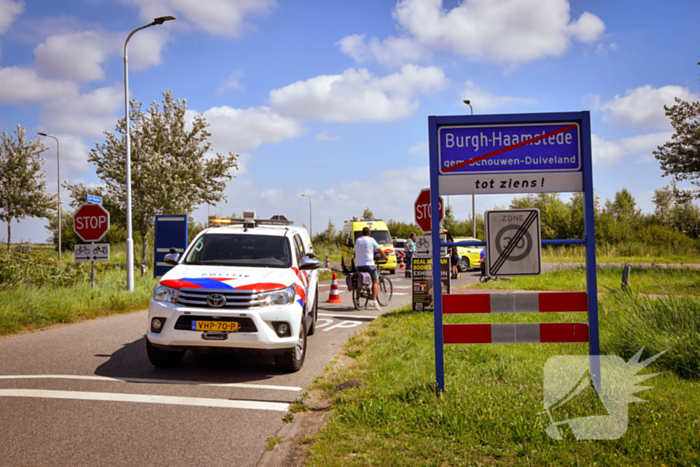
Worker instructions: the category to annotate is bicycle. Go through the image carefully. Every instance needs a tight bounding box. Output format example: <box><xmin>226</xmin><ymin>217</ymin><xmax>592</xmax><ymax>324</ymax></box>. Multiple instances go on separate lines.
<box><xmin>352</xmin><ymin>273</ymin><xmax>393</xmax><ymax>310</ymax></box>
<box><xmin>416</xmin><ymin>236</ymin><xmax>430</xmax><ymax>249</ymax></box>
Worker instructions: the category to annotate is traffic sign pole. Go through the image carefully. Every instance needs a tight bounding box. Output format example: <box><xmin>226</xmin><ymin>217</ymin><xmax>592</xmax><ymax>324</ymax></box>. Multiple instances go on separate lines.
<box><xmin>428</xmin><ymin>116</ymin><xmax>445</xmax><ymax>393</ymax></box>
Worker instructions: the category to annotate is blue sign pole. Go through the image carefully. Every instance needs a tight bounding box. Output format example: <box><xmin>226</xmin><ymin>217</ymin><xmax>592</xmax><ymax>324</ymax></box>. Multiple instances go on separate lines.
<box><xmin>580</xmin><ymin>112</ymin><xmax>601</xmax><ymax>390</ymax></box>
<box><xmin>429</xmin><ymin>116</ymin><xmax>445</xmax><ymax>393</ymax></box>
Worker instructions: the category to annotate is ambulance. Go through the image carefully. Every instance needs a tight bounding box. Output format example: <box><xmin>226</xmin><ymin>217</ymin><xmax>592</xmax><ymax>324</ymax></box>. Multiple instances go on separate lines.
<box><xmin>340</xmin><ymin>218</ymin><xmax>397</xmax><ymax>274</ymax></box>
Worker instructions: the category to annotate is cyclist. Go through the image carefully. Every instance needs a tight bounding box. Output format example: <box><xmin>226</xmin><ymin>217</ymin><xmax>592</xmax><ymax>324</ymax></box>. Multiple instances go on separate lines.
<box><xmin>355</xmin><ymin>226</ymin><xmax>387</xmax><ymax>310</ymax></box>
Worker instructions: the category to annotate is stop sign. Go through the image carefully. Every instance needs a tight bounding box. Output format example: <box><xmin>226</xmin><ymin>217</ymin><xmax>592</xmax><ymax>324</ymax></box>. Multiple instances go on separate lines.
<box><xmin>74</xmin><ymin>204</ymin><xmax>110</xmax><ymax>242</ymax></box>
<box><xmin>414</xmin><ymin>188</ymin><xmax>444</xmax><ymax>233</ymax></box>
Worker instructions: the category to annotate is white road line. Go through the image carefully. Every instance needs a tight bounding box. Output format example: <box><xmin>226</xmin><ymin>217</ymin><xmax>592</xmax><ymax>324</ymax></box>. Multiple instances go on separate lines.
<box><xmin>318</xmin><ymin>313</ymin><xmax>376</xmax><ymax>319</ymax></box>
<box><xmin>0</xmin><ymin>389</ymin><xmax>289</xmax><ymax>411</ymax></box>
<box><xmin>0</xmin><ymin>375</ymin><xmax>302</xmax><ymax>392</ymax></box>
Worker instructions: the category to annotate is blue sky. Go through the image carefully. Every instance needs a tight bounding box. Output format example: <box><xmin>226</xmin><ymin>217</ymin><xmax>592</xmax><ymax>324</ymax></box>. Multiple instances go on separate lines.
<box><xmin>1</xmin><ymin>0</ymin><xmax>699</xmax><ymax>242</ymax></box>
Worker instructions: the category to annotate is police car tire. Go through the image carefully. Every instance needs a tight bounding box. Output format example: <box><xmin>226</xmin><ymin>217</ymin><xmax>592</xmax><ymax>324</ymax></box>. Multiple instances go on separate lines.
<box><xmin>146</xmin><ymin>339</ymin><xmax>185</xmax><ymax>368</ymax></box>
<box><xmin>275</xmin><ymin>316</ymin><xmax>307</xmax><ymax>372</ymax></box>
<box><xmin>389</xmin><ymin>268</ymin><xmax>395</xmax><ymax>275</ymax></box>
<box><xmin>307</xmin><ymin>286</ymin><xmax>318</xmax><ymax>336</ymax></box>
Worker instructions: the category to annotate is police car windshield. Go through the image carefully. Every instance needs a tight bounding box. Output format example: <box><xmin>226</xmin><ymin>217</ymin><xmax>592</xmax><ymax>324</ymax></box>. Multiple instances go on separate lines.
<box><xmin>184</xmin><ymin>234</ymin><xmax>292</xmax><ymax>268</ymax></box>
<box><xmin>354</xmin><ymin>230</ymin><xmax>392</xmax><ymax>245</ymax></box>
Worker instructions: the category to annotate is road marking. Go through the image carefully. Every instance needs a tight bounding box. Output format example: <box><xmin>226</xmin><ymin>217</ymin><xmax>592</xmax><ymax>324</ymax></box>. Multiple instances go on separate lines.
<box><xmin>322</xmin><ymin>321</ymin><xmax>363</xmax><ymax>332</ymax></box>
<box><xmin>0</xmin><ymin>389</ymin><xmax>289</xmax><ymax>411</ymax></box>
<box><xmin>0</xmin><ymin>375</ymin><xmax>302</xmax><ymax>391</ymax></box>
<box><xmin>314</xmin><ymin>318</ymin><xmax>334</xmax><ymax>328</ymax></box>
<box><xmin>318</xmin><ymin>313</ymin><xmax>377</xmax><ymax>319</ymax></box>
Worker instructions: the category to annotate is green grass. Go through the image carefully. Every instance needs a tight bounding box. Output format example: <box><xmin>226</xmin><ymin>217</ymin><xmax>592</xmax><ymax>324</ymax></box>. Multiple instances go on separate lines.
<box><xmin>305</xmin><ymin>305</ymin><xmax>700</xmax><ymax>466</ymax></box>
<box><xmin>465</xmin><ymin>265</ymin><xmax>700</xmax><ymax>296</ymax></box>
<box><xmin>542</xmin><ymin>244</ymin><xmax>700</xmax><ymax>264</ymax></box>
<box><xmin>0</xmin><ymin>269</ymin><xmax>156</xmax><ymax>336</ymax></box>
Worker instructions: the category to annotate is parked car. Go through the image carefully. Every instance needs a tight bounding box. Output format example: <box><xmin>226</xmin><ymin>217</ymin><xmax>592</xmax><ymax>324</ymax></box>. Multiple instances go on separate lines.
<box><xmin>453</xmin><ymin>237</ymin><xmax>485</xmax><ymax>272</ymax></box>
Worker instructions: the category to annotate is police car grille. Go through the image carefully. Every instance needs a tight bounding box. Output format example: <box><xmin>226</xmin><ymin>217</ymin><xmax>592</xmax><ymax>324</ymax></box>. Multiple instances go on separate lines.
<box><xmin>176</xmin><ymin>289</ymin><xmax>261</xmax><ymax>309</ymax></box>
<box><xmin>174</xmin><ymin>316</ymin><xmax>257</xmax><ymax>332</ymax></box>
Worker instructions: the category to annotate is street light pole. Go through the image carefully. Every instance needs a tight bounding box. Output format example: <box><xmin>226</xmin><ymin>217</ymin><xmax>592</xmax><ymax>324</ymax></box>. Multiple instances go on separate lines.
<box><xmin>37</xmin><ymin>132</ymin><xmax>61</xmax><ymax>260</ymax></box>
<box><xmin>463</xmin><ymin>100</ymin><xmax>477</xmax><ymax>239</ymax></box>
<box><xmin>123</xmin><ymin>15</ymin><xmax>175</xmax><ymax>291</ymax></box>
<box><xmin>300</xmin><ymin>194</ymin><xmax>312</xmax><ymax>236</ymax></box>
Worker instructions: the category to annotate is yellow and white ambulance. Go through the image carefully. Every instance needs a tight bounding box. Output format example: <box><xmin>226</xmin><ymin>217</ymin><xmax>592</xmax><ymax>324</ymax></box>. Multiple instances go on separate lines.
<box><xmin>340</xmin><ymin>218</ymin><xmax>397</xmax><ymax>274</ymax></box>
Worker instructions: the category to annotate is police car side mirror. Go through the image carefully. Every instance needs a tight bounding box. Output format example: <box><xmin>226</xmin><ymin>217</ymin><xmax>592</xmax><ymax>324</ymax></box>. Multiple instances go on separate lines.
<box><xmin>164</xmin><ymin>250</ymin><xmax>180</xmax><ymax>265</ymax></box>
<box><xmin>300</xmin><ymin>257</ymin><xmax>320</xmax><ymax>270</ymax></box>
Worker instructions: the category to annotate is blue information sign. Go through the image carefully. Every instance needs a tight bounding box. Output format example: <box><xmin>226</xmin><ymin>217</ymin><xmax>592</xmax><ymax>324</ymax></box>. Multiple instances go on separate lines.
<box><xmin>153</xmin><ymin>214</ymin><xmax>188</xmax><ymax>278</ymax></box>
<box><xmin>86</xmin><ymin>194</ymin><xmax>103</xmax><ymax>204</ymax></box>
<box><xmin>437</xmin><ymin>118</ymin><xmax>584</xmax><ymax>195</ymax></box>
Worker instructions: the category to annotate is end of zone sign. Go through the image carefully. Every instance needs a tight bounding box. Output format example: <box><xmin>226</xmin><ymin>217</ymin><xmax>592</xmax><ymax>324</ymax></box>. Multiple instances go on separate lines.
<box><xmin>438</xmin><ymin>120</ymin><xmax>582</xmax><ymax>195</ymax></box>
<box><xmin>485</xmin><ymin>209</ymin><xmax>542</xmax><ymax>277</ymax></box>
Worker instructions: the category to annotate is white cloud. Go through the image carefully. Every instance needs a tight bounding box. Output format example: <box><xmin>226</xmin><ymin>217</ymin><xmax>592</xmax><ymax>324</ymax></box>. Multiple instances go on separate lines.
<box><xmin>594</xmin><ymin>85</ymin><xmax>700</xmax><ymax>128</ymax></box>
<box><xmin>460</xmin><ymin>80</ymin><xmax>537</xmax><ymax>111</ymax></box>
<box><xmin>269</xmin><ymin>65</ymin><xmax>447</xmax><ymax>122</ymax></box>
<box><xmin>193</xmin><ymin>105</ymin><xmax>304</xmax><ymax>157</ymax></box>
<box><xmin>38</xmin><ymin>133</ymin><xmax>91</xmax><ymax>175</ymax></box>
<box><xmin>0</xmin><ymin>0</ymin><xmax>23</xmax><ymax>34</ymax></box>
<box><xmin>122</xmin><ymin>0</ymin><xmax>275</xmax><ymax>37</ymax></box>
<box><xmin>336</xmin><ymin>34</ymin><xmax>431</xmax><ymax>66</ymax></box>
<box><xmin>566</xmin><ymin>11</ymin><xmax>605</xmax><ymax>43</ymax></box>
<box><xmin>35</xmin><ymin>31</ymin><xmax>111</xmax><ymax>81</ymax></box>
<box><xmin>316</xmin><ymin>130</ymin><xmax>339</xmax><ymax>141</ymax></box>
<box><xmin>0</xmin><ymin>66</ymin><xmax>77</xmax><ymax>102</ymax></box>
<box><xmin>392</xmin><ymin>0</ymin><xmax>605</xmax><ymax>64</ymax></box>
<box><xmin>591</xmin><ymin>131</ymin><xmax>672</xmax><ymax>166</ymax></box>
<box><xmin>41</xmin><ymin>85</ymin><xmax>122</xmax><ymax>136</ymax></box>
<box><xmin>216</xmin><ymin>71</ymin><xmax>244</xmax><ymax>94</ymax></box>
<box><xmin>408</xmin><ymin>142</ymin><xmax>427</xmax><ymax>154</ymax></box>
<box><xmin>34</xmin><ymin>28</ymin><xmax>169</xmax><ymax>81</ymax></box>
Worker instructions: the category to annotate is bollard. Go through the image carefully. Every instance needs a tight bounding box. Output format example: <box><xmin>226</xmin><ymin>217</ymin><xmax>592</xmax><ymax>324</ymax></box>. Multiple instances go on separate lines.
<box><xmin>621</xmin><ymin>264</ymin><xmax>630</xmax><ymax>290</ymax></box>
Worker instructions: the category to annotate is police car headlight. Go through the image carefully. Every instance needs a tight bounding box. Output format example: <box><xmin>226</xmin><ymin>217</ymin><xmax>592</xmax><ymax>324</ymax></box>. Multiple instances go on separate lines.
<box><xmin>258</xmin><ymin>284</ymin><xmax>296</xmax><ymax>307</ymax></box>
<box><xmin>153</xmin><ymin>284</ymin><xmax>180</xmax><ymax>304</ymax></box>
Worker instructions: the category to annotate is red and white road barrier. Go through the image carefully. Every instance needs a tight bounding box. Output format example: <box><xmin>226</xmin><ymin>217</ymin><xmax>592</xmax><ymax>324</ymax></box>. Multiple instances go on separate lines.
<box><xmin>324</xmin><ymin>254</ymin><xmax>329</xmax><ymax>268</ymax></box>
<box><xmin>326</xmin><ymin>271</ymin><xmax>344</xmax><ymax>304</ymax></box>
<box><xmin>442</xmin><ymin>292</ymin><xmax>589</xmax><ymax>345</ymax></box>
<box><xmin>443</xmin><ymin>322</ymin><xmax>590</xmax><ymax>344</ymax></box>
<box><xmin>443</xmin><ymin>292</ymin><xmax>588</xmax><ymax>314</ymax></box>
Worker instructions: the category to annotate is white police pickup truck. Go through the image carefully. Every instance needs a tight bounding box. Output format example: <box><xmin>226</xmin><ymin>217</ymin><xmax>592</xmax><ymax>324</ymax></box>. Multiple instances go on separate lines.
<box><xmin>146</xmin><ymin>213</ymin><xmax>320</xmax><ymax>372</ymax></box>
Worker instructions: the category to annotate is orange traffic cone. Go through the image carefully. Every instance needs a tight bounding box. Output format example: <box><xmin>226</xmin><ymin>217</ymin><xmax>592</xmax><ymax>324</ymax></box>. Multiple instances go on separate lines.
<box><xmin>326</xmin><ymin>271</ymin><xmax>344</xmax><ymax>303</ymax></box>
<box><xmin>399</xmin><ymin>256</ymin><xmax>405</xmax><ymax>269</ymax></box>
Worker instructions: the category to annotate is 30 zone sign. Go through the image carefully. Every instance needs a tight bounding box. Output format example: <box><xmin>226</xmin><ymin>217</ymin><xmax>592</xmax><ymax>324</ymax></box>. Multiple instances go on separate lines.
<box><xmin>74</xmin><ymin>204</ymin><xmax>110</xmax><ymax>242</ymax></box>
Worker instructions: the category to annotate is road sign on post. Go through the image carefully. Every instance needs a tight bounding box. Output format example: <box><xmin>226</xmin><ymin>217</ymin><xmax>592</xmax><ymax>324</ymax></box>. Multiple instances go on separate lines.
<box><xmin>485</xmin><ymin>209</ymin><xmax>542</xmax><ymax>276</ymax></box>
<box><xmin>73</xmin><ymin>204</ymin><xmax>110</xmax><ymax>242</ymax></box>
<box><xmin>414</xmin><ymin>188</ymin><xmax>444</xmax><ymax>233</ymax></box>
<box><xmin>428</xmin><ymin>111</ymin><xmax>599</xmax><ymax>395</ymax></box>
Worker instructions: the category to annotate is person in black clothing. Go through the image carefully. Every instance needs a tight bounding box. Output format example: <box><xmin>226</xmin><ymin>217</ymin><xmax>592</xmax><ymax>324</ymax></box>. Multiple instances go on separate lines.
<box><xmin>448</xmin><ymin>247</ymin><xmax>460</xmax><ymax>280</ymax></box>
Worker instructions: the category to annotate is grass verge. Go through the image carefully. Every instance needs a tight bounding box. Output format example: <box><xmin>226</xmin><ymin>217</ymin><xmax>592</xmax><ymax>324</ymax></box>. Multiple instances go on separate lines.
<box><xmin>304</xmin><ymin>301</ymin><xmax>700</xmax><ymax>466</ymax></box>
<box><xmin>465</xmin><ymin>265</ymin><xmax>700</xmax><ymax>296</ymax></box>
<box><xmin>0</xmin><ymin>269</ymin><xmax>156</xmax><ymax>336</ymax></box>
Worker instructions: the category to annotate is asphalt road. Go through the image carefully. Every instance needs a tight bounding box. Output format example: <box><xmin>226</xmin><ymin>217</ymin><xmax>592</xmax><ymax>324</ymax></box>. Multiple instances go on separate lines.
<box><xmin>0</xmin><ymin>269</ymin><xmax>484</xmax><ymax>467</ymax></box>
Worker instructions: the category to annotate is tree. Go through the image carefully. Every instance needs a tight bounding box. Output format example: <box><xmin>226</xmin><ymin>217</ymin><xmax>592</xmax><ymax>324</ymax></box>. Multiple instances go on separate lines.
<box><xmin>604</xmin><ymin>188</ymin><xmax>641</xmax><ymax>223</ymax></box>
<box><xmin>0</xmin><ymin>124</ymin><xmax>56</xmax><ymax>251</ymax></box>
<box><xmin>73</xmin><ymin>90</ymin><xmax>239</xmax><ymax>274</ymax></box>
<box><xmin>362</xmin><ymin>206</ymin><xmax>375</xmax><ymax>219</ymax></box>
<box><xmin>654</xmin><ymin>63</ymin><xmax>700</xmax><ymax>198</ymax></box>
<box><xmin>509</xmin><ymin>193</ymin><xmax>569</xmax><ymax>239</ymax></box>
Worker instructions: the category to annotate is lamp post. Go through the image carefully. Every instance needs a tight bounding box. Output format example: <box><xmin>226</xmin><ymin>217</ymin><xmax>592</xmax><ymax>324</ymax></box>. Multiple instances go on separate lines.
<box><xmin>123</xmin><ymin>15</ymin><xmax>175</xmax><ymax>291</ymax></box>
<box><xmin>463</xmin><ymin>99</ymin><xmax>477</xmax><ymax>239</ymax></box>
<box><xmin>37</xmin><ymin>132</ymin><xmax>61</xmax><ymax>260</ymax></box>
<box><xmin>300</xmin><ymin>194</ymin><xmax>312</xmax><ymax>236</ymax></box>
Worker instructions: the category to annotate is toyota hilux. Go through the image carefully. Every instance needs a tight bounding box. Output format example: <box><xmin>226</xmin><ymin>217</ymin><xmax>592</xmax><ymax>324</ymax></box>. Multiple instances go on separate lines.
<box><xmin>146</xmin><ymin>214</ymin><xmax>320</xmax><ymax>372</ymax></box>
